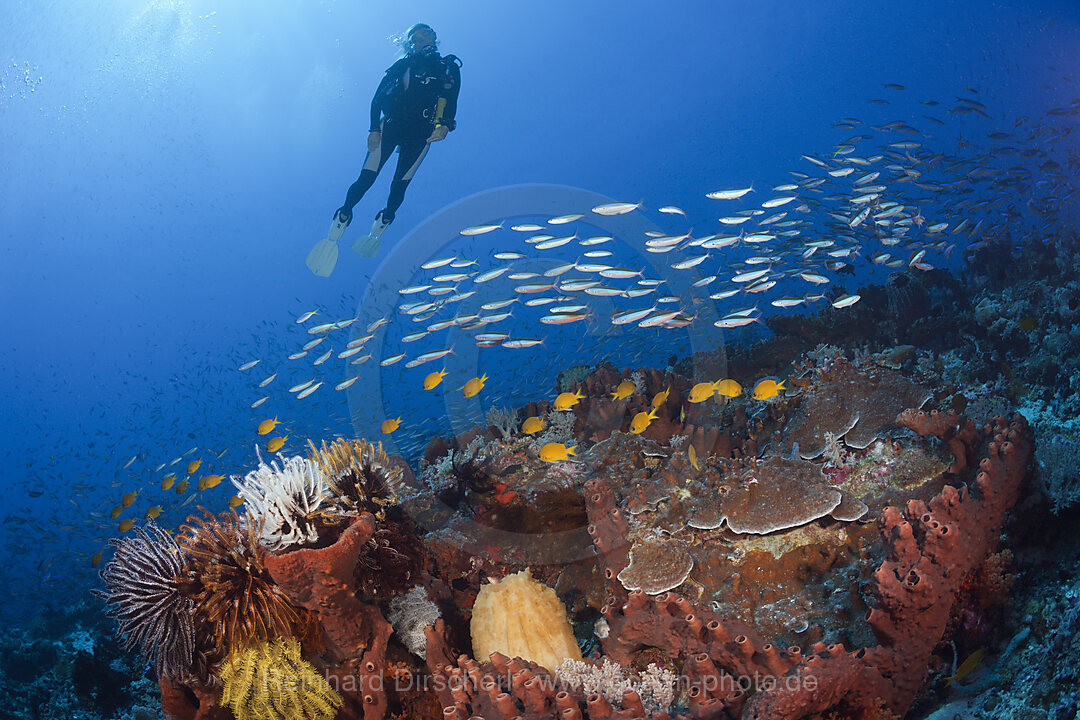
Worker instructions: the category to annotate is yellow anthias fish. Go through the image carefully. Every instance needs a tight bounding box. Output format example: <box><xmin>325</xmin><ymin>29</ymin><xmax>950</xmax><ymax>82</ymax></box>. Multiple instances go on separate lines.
<box><xmin>945</xmin><ymin>648</ymin><xmax>984</xmax><ymax>687</ymax></box>
<box><xmin>381</xmin><ymin>417</ymin><xmax>402</xmax><ymax>434</ymax></box>
<box><xmin>688</xmin><ymin>444</ymin><xmax>699</xmax><ymax>470</ymax></box>
<box><xmin>256</xmin><ymin>416</ymin><xmax>280</xmax><ymax>436</ymax></box>
<box><xmin>651</xmin><ymin>385</ymin><xmax>670</xmax><ymax>408</ymax></box>
<box><xmin>611</xmin><ymin>380</ymin><xmax>637</xmax><ymax>400</ymax></box>
<box><xmin>629</xmin><ymin>407</ymin><xmax>658</xmax><ymax>434</ymax></box>
<box><xmin>118</xmin><ymin>518</ymin><xmax>135</xmax><ymax>532</ymax></box>
<box><xmin>540</xmin><ymin>442</ymin><xmax>577</xmax><ymax>462</ymax></box>
<box><xmin>160</xmin><ymin>475</ymin><xmax>176</xmax><ymax>492</ymax></box>
<box><xmin>752</xmin><ymin>378</ymin><xmax>786</xmax><ymax>401</ymax></box>
<box><xmin>424</xmin><ymin>369</ymin><xmax>448</xmax><ymax>391</ymax></box>
<box><xmin>90</xmin><ymin>550</ymin><xmax>103</xmax><ymax>568</ymax></box>
<box><xmin>228</xmin><ymin>495</ymin><xmax>245</xmax><ymax>509</ymax></box>
<box><xmin>109</xmin><ymin>506</ymin><xmax>124</xmax><ymax>520</ymax></box>
<box><xmin>688</xmin><ymin>381</ymin><xmax>719</xmax><ymax>403</ymax></box>
<box><xmin>553</xmin><ymin>388</ymin><xmax>585</xmax><ymax>411</ymax></box>
<box><xmin>121</xmin><ymin>491</ymin><xmax>138</xmax><ymax>508</ymax></box>
<box><xmin>145</xmin><ymin>505</ymin><xmax>163</xmax><ymax>519</ymax></box>
<box><xmin>186</xmin><ymin>459</ymin><xmax>202</xmax><ymax>474</ymax></box>
<box><xmin>174</xmin><ymin>479</ymin><xmax>190</xmax><ymax>494</ymax></box>
<box><xmin>266</xmin><ymin>436</ymin><xmax>287</xmax><ymax>453</ymax></box>
<box><xmin>198</xmin><ymin>474</ymin><xmax>225</xmax><ymax>492</ymax></box>
<box><xmin>521</xmin><ymin>416</ymin><xmax>545</xmax><ymax>435</ymax></box>
<box><xmin>715</xmin><ymin>379</ymin><xmax>743</xmax><ymax>398</ymax></box>
<box><xmin>463</xmin><ymin>373</ymin><xmax>488</xmax><ymax>399</ymax></box>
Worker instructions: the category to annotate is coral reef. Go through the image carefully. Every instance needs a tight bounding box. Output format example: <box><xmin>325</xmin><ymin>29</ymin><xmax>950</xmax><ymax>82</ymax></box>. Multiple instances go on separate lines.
<box><xmin>97</xmin><ymin>342</ymin><xmax>1042</xmax><ymax>720</ymax></box>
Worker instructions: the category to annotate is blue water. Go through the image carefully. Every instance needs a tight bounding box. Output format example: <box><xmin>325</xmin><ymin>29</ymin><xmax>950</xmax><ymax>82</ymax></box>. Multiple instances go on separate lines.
<box><xmin>1</xmin><ymin>0</ymin><xmax>1078</xmax><ymax>637</ymax></box>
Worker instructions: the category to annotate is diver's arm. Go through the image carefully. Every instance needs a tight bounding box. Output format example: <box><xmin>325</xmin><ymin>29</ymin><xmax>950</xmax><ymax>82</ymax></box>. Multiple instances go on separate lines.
<box><xmin>369</xmin><ymin>61</ymin><xmax>403</xmax><ymax>131</ymax></box>
<box><xmin>369</xmin><ymin>76</ymin><xmax>390</xmax><ymax>131</ymax></box>
<box><xmin>434</xmin><ymin>58</ymin><xmax>460</xmax><ymax>131</ymax></box>
<box><xmin>439</xmin><ymin>60</ymin><xmax>461</xmax><ymax>131</ymax></box>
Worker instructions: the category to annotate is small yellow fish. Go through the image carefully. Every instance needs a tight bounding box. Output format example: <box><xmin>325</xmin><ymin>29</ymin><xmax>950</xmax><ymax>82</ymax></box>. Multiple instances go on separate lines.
<box><xmin>160</xmin><ymin>475</ymin><xmax>176</xmax><ymax>492</ymax></box>
<box><xmin>120</xmin><ymin>491</ymin><xmax>137</xmax><ymax>508</ymax></box>
<box><xmin>109</xmin><ymin>506</ymin><xmax>123</xmax><ymax>520</ymax></box>
<box><xmin>118</xmin><ymin>518</ymin><xmax>135</xmax><ymax>533</ymax></box>
<box><xmin>90</xmin><ymin>550</ymin><xmax>103</xmax><ymax>568</ymax></box>
<box><xmin>945</xmin><ymin>648</ymin><xmax>985</xmax><ymax>687</ymax></box>
<box><xmin>381</xmin><ymin>417</ymin><xmax>402</xmax><ymax>434</ymax></box>
<box><xmin>715</xmin><ymin>379</ymin><xmax>743</xmax><ymax>398</ymax></box>
<box><xmin>463</xmin><ymin>373</ymin><xmax>488</xmax><ymax>399</ymax></box>
<box><xmin>540</xmin><ymin>442</ymin><xmax>577</xmax><ymax>462</ymax></box>
<box><xmin>688</xmin><ymin>444</ymin><xmax>699</xmax><ymax>470</ymax></box>
<box><xmin>266</xmin><ymin>436</ymin><xmax>287</xmax><ymax>453</ymax></box>
<box><xmin>688</xmin><ymin>381</ymin><xmax>719</xmax><ymax>403</ymax></box>
<box><xmin>611</xmin><ymin>380</ymin><xmax>637</xmax><ymax>400</ymax></box>
<box><xmin>186</xmin><ymin>459</ymin><xmax>202</xmax><ymax>475</ymax></box>
<box><xmin>174</xmin><ymin>479</ymin><xmax>190</xmax><ymax>494</ymax></box>
<box><xmin>553</xmin><ymin>388</ymin><xmax>584</xmax><ymax>411</ymax></box>
<box><xmin>679</xmin><ymin>406</ymin><xmax>686</xmax><ymax>423</ymax></box>
<box><xmin>198</xmin><ymin>474</ymin><xmax>225</xmax><ymax>492</ymax></box>
<box><xmin>521</xmin><ymin>416</ymin><xmax>545</xmax><ymax>435</ymax></box>
<box><xmin>228</xmin><ymin>495</ymin><xmax>245</xmax><ymax>508</ymax></box>
<box><xmin>651</xmin><ymin>385</ymin><xmax>670</xmax><ymax>408</ymax></box>
<box><xmin>256</xmin><ymin>416</ymin><xmax>280</xmax><ymax>436</ymax></box>
<box><xmin>145</xmin><ymin>505</ymin><xmax>163</xmax><ymax>519</ymax></box>
<box><xmin>629</xmin><ymin>408</ymin><xmax>658</xmax><ymax>434</ymax></box>
<box><xmin>424</xmin><ymin>369</ymin><xmax>448</xmax><ymax>391</ymax></box>
<box><xmin>752</xmin><ymin>378</ymin><xmax>786</xmax><ymax>401</ymax></box>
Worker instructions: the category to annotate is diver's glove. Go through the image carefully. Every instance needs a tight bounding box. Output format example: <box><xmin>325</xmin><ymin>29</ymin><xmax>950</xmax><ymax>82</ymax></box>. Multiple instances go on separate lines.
<box><xmin>368</xmin><ymin>131</ymin><xmax>382</xmax><ymax>152</ymax></box>
<box><xmin>427</xmin><ymin>125</ymin><xmax>449</xmax><ymax>143</ymax></box>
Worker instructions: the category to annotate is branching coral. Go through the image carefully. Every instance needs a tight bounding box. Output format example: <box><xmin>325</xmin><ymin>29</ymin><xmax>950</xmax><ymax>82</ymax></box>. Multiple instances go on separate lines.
<box><xmin>219</xmin><ymin>637</ymin><xmax>342</xmax><ymax>720</ymax></box>
<box><xmin>557</xmin><ymin>658</ymin><xmax>677</xmax><ymax>714</ymax></box>
<box><xmin>485</xmin><ymin>406</ymin><xmax>519</xmax><ymax>439</ymax></box>
<box><xmin>231</xmin><ymin>450</ymin><xmax>331</xmax><ymax>552</ymax></box>
<box><xmin>94</xmin><ymin>522</ymin><xmax>196</xmax><ymax>680</ymax></box>
<box><xmin>177</xmin><ymin>509</ymin><xmax>305</xmax><ymax>659</ymax></box>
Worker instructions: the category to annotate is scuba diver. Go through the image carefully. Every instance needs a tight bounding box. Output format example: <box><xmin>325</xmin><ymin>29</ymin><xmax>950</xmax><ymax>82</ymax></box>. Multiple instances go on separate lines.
<box><xmin>307</xmin><ymin>23</ymin><xmax>462</xmax><ymax>276</ymax></box>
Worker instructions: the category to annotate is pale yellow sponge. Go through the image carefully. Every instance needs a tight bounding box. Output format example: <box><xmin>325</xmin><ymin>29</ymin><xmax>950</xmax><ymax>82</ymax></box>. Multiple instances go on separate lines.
<box><xmin>470</xmin><ymin>568</ymin><xmax>582</xmax><ymax>672</ymax></box>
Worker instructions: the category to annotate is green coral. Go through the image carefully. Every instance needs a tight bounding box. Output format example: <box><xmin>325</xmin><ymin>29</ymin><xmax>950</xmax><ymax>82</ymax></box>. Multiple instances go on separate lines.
<box><xmin>219</xmin><ymin>637</ymin><xmax>342</xmax><ymax>720</ymax></box>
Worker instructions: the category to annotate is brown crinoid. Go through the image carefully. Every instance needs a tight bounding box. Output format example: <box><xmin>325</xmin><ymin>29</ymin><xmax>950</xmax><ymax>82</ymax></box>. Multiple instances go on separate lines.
<box><xmin>177</xmin><ymin>508</ymin><xmax>313</xmax><ymax>659</ymax></box>
<box><xmin>308</xmin><ymin>438</ymin><xmax>405</xmax><ymax>518</ymax></box>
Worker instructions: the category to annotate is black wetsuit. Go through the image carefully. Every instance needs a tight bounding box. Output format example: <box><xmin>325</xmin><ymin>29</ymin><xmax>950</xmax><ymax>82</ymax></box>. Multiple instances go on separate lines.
<box><xmin>336</xmin><ymin>47</ymin><xmax>461</xmax><ymax>227</ymax></box>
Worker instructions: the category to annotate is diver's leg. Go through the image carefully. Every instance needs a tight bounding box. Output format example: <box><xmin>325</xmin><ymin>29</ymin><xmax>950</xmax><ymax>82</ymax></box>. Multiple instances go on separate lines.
<box><xmin>378</xmin><ymin>139</ymin><xmax>431</xmax><ymax>227</ymax></box>
<box><xmin>335</xmin><ymin>124</ymin><xmax>394</xmax><ymax>226</ymax></box>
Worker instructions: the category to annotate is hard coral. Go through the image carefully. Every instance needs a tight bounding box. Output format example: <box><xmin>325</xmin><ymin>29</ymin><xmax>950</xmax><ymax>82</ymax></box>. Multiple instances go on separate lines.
<box><xmin>616</xmin><ymin>541</ymin><xmax>694</xmax><ymax>595</ymax></box>
<box><xmin>95</xmin><ymin>522</ymin><xmax>196</xmax><ymax>681</ymax></box>
<box><xmin>782</xmin><ymin>361</ymin><xmax>932</xmax><ymax>459</ymax></box>
<box><xmin>717</xmin><ymin>456</ymin><xmax>843</xmax><ymax>534</ymax></box>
